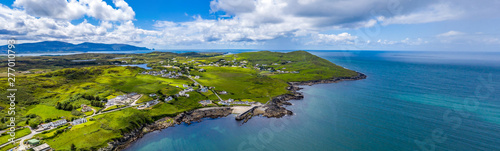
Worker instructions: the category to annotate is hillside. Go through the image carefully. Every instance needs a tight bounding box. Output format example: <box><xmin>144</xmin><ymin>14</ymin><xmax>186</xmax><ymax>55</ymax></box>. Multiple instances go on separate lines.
<box><xmin>0</xmin><ymin>41</ymin><xmax>150</xmax><ymax>53</ymax></box>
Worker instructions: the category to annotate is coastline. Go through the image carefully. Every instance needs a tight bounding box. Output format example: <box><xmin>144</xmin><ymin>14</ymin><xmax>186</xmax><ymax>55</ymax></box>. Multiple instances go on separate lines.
<box><xmin>99</xmin><ymin>72</ymin><xmax>367</xmax><ymax>151</ymax></box>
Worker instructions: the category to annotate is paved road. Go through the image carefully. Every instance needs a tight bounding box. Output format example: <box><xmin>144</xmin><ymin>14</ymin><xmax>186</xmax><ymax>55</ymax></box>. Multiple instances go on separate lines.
<box><xmin>187</xmin><ymin>76</ymin><xmax>223</xmax><ymax>102</ymax></box>
<box><xmin>130</xmin><ymin>94</ymin><xmax>143</xmax><ymax>106</ymax></box>
<box><xmin>187</xmin><ymin>76</ymin><xmax>202</xmax><ymax>87</ymax></box>
<box><xmin>90</xmin><ymin>103</ymin><xmax>144</xmax><ymax>118</ymax></box>
<box><xmin>211</xmin><ymin>89</ymin><xmax>223</xmax><ymax>102</ymax></box>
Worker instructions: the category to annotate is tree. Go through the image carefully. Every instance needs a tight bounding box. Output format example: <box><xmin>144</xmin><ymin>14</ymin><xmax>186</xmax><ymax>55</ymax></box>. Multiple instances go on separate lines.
<box><xmin>30</xmin><ymin>123</ymin><xmax>38</xmax><ymax>129</ymax></box>
<box><xmin>71</xmin><ymin>143</ymin><xmax>76</xmax><ymax>151</ymax></box>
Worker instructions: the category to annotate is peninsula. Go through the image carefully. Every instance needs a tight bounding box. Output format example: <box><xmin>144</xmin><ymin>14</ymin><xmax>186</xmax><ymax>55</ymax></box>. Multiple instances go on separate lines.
<box><xmin>0</xmin><ymin>50</ymin><xmax>365</xmax><ymax>151</ymax></box>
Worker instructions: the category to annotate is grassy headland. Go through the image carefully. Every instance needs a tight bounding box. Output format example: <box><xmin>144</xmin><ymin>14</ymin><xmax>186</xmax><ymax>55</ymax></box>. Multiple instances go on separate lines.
<box><xmin>0</xmin><ymin>51</ymin><xmax>360</xmax><ymax>150</ymax></box>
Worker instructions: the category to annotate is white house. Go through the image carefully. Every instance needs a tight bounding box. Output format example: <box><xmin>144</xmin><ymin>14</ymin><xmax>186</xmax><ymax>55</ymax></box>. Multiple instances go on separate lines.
<box><xmin>165</xmin><ymin>96</ymin><xmax>173</xmax><ymax>102</ymax></box>
<box><xmin>199</xmin><ymin>87</ymin><xmax>208</xmax><ymax>93</ymax></box>
<box><xmin>52</xmin><ymin>119</ymin><xmax>67</xmax><ymax>127</ymax></box>
<box><xmin>71</xmin><ymin>118</ymin><xmax>88</xmax><ymax>125</ymax></box>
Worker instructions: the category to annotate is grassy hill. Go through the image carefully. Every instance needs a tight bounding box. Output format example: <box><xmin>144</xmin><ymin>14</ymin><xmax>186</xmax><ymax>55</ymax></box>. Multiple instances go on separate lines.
<box><xmin>236</xmin><ymin>51</ymin><xmax>358</xmax><ymax>82</ymax></box>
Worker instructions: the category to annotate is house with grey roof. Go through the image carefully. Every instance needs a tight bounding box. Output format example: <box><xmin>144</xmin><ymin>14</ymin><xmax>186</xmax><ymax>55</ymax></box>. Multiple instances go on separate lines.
<box><xmin>71</xmin><ymin>118</ymin><xmax>88</xmax><ymax>125</ymax></box>
<box><xmin>32</xmin><ymin>143</ymin><xmax>51</xmax><ymax>151</ymax></box>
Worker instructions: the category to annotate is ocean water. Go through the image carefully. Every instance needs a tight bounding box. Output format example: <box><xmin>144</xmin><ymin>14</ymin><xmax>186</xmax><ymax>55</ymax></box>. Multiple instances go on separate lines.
<box><xmin>124</xmin><ymin>51</ymin><xmax>500</xmax><ymax>151</ymax></box>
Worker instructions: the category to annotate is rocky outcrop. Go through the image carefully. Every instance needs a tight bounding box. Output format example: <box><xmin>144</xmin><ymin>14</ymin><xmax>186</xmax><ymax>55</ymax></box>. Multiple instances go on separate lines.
<box><xmin>100</xmin><ymin>108</ymin><xmax>233</xmax><ymax>151</ymax></box>
<box><xmin>174</xmin><ymin>107</ymin><xmax>233</xmax><ymax>124</ymax></box>
<box><xmin>259</xmin><ymin>86</ymin><xmax>303</xmax><ymax>118</ymax></box>
<box><xmin>288</xmin><ymin>72</ymin><xmax>367</xmax><ymax>86</ymax></box>
<box><xmin>259</xmin><ymin>73</ymin><xmax>366</xmax><ymax>118</ymax></box>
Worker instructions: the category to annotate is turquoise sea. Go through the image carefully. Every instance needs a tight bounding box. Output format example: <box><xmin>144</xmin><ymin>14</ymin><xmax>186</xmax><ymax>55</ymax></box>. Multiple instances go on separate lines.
<box><xmin>124</xmin><ymin>51</ymin><xmax>500</xmax><ymax>151</ymax></box>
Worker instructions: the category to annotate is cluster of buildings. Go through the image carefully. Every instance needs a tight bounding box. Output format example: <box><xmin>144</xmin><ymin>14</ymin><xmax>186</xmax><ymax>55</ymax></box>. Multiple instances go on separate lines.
<box><xmin>21</xmin><ymin>139</ymin><xmax>51</xmax><ymax>151</ymax></box>
<box><xmin>275</xmin><ymin>70</ymin><xmax>300</xmax><ymax>74</ymax></box>
<box><xmin>187</xmin><ymin>75</ymin><xmax>201</xmax><ymax>80</ymax></box>
<box><xmin>140</xmin><ymin>70</ymin><xmax>183</xmax><ymax>79</ymax></box>
<box><xmin>37</xmin><ymin>119</ymin><xmax>67</xmax><ymax>131</ymax></box>
<box><xmin>178</xmin><ymin>86</ymin><xmax>195</xmax><ymax>97</ymax></box>
<box><xmin>138</xmin><ymin>99</ymin><xmax>160</xmax><ymax>109</ymax></box>
<box><xmin>196</xmin><ymin>59</ymin><xmax>248</xmax><ymax>68</ymax></box>
<box><xmin>198</xmin><ymin>100</ymin><xmax>212</xmax><ymax>106</ymax></box>
<box><xmin>106</xmin><ymin>93</ymin><xmax>141</xmax><ymax>107</ymax></box>
<box><xmin>250</xmin><ymin>61</ymin><xmax>299</xmax><ymax>73</ymax></box>
<box><xmin>218</xmin><ymin>99</ymin><xmax>234</xmax><ymax>106</ymax></box>
<box><xmin>37</xmin><ymin>117</ymin><xmax>90</xmax><ymax>132</ymax></box>
<box><xmin>217</xmin><ymin>99</ymin><xmax>252</xmax><ymax>106</ymax></box>
<box><xmin>231</xmin><ymin>101</ymin><xmax>251</xmax><ymax>105</ymax></box>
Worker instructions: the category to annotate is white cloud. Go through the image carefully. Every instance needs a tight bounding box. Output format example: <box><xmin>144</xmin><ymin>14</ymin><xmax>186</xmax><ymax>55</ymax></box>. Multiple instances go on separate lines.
<box><xmin>380</xmin><ymin>3</ymin><xmax>462</xmax><ymax>25</ymax></box>
<box><xmin>12</xmin><ymin>0</ymin><xmax>135</xmax><ymax>21</ymax></box>
<box><xmin>307</xmin><ymin>33</ymin><xmax>358</xmax><ymax>45</ymax></box>
<box><xmin>84</xmin><ymin>0</ymin><xmax>135</xmax><ymax>21</ymax></box>
<box><xmin>376</xmin><ymin>38</ymin><xmax>427</xmax><ymax>45</ymax></box>
<box><xmin>210</xmin><ymin>0</ymin><xmax>255</xmax><ymax>15</ymax></box>
<box><xmin>436</xmin><ymin>31</ymin><xmax>500</xmax><ymax>45</ymax></box>
<box><xmin>437</xmin><ymin>31</ymin><xmax>465</xmax><ymax>37</ymax></box>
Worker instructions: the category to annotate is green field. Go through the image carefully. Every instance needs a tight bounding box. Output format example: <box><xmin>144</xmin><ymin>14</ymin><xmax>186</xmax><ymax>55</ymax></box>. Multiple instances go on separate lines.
<box><xmin>0</xmin><ymin>142</ymin><xmax>18</xmax><ymax>151</ymax></box>
<box><xmin>192</xmin><ymin>67</ymin><xmax>289</xmax><ymax>103</ymax></box>
<box><xmin>26</xmin><ymin>105</ymin><xmax>74</xmax><ymax>120</ymax></box>
<box><xmin>0</xmin><ymin>128</ymin><xmax>31</xmax><ymax>145</ymax></box>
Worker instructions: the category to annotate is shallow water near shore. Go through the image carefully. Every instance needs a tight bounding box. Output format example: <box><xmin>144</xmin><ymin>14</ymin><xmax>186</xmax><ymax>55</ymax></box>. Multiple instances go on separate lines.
<box><xmin>124</xmin><ymin>51</ymin><xmax>500</xmax><ymax>151</ymax></box>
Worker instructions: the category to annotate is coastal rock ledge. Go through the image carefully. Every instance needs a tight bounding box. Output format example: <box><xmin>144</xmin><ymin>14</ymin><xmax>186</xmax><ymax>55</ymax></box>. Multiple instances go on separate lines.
<box><xmin>99</xmin><ymin>72</ymin><xmax>366</xmax><ymax>151</ymax></box>
<box><xmin>100</xmin><ymin>108</ymin><xmax>233</xmax><ymax>151</ymax></box>
<box><xmin>258</xmin><ymin>72</ymin><xmax>367</xmax><ymax>119</ymax></box>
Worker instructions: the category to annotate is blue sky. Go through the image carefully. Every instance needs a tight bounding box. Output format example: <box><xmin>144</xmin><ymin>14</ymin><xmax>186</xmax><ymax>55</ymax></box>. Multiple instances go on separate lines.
<box><xmin>0</xmin><ymin>0</ymin><xmax>499</xmax><ymax>51</ymax></box>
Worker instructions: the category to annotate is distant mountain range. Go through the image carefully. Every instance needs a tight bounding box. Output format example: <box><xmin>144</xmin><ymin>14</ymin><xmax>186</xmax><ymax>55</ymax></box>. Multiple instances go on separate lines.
<box><xmin>0</xmin><ymin>41</ymin><xmax>150</xmax><ymax>53</ymax></box>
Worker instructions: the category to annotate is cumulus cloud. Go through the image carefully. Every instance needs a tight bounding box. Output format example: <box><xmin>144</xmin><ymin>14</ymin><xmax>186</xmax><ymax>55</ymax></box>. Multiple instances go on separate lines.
<box><xmin>307</xmin><ymin>33</ymin><xmax>358</xmax><ymax>45</ymax></box>
<box><xmin>13</xmin><ymin>0</ymin><xmax>85</xmax><ymax>20</ymax></box>
<box><xmin>436</xmin><ymin>31</ymin><xmax>500</xmax><ymax>45</ymax></box>
<box><xmin>376</xmin><ymin>38</ymin><xmax>427</xmax><ymax>45</ymax></box>
<box><xmin>210</xmin><ymin>0</ymin><xmax>255</xmax><ymax>15</ymax></box>
<box><xmin>380</xmin><ymin>3</ymin><xmax>461</xmax><ymax>25</ymax></box>
<box><xmin>12</xmin><ymin>0</ymin><xmax>135</xmax><ymax>21</ymax></box>
<box><xmin>437</xmin><ymin>31</ymin><xmax>465</xmax><ymax>37</ymax></box>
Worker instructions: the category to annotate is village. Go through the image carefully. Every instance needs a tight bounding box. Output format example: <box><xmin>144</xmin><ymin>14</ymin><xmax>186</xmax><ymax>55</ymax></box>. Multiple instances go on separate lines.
<box><xmin>2</xmin><ymin>56</ymin><xmax>293</xmax><ymax>151</ymax></box>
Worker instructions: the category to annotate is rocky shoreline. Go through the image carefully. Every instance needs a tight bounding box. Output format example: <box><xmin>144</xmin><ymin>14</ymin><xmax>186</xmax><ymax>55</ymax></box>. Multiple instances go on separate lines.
<box><xmin>288</xmin><ymin>72</ymin><xmax>367</xmax><ymax>86</ymax></box>
<box><xmin>256</xmin><ymin>72</ymin><xmax>367</xmax><ymax>119</ymax></box>
<box><xmin>100</xmin><ymin>107</ymin><xmax>234</xmax><ymax>151</ymax></box>
<box><xmin>99</xmin><ymin>72</ymin><xmax>366</xmax><ymax>151</ymax></box>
